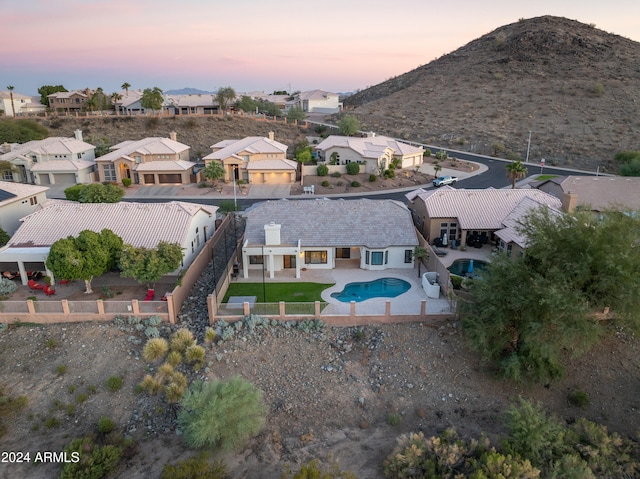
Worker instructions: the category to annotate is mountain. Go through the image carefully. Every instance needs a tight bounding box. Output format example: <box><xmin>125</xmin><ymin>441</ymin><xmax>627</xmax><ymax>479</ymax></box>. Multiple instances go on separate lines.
<box><xmin>165</xmin><ymin>87</ymin><xmax>213</xmax><ymax>95</ymax></box>
<box><xmin>342</xmin><ymin>16</ymin><xmax>640</xmax><ymax>171</ymax></box>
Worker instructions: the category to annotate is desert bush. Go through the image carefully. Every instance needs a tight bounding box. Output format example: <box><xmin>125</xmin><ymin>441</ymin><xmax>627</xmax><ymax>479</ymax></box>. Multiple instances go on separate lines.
<box><xmin>383</xmin><ymin>169</ymin><xmax>395</xmax><ymax>179</ymax></box>
<box><xmin>346</xmin><ymin>162</ymin><xmax>360</xmax><ymax>175</ymax></box>
<box><xmin>316</xmin><ymin>164</ymin><xmax>329</xmax><ymax>176</ymax></box>
<box><xmin>171</xmin><ymin>328</ymin><xmax>195</xmax><ymax>354</ymax></box>
<box><xmin>350</xmin><ymin>181</ymin><xmax>361</xmax><ymax>187</ymax></box>
<box><xmin>0</xmin><ymin>278</ymin><xmax>17</xmax><ymax>297</ymax></box>
<box><xmin>165</xmin><ymin>382</ymin><xmax>186</xmax><ymax>404</ymax></box>
<box><xmin>140</xmin><ymin>374</ymin><xmax>162</xmax><ymax>395</ymax></box>
<box><xmin>178</xmin><ymin>376</ymin><xmax>267</xmax><ymax>450</ymax></box>
<box><xmin>331</xmin><ymin>171</ymin><xmax>342</xmax><ymax>178</ymax></box>
<box><xmin>166</xmin><ymin>350</ymin><xmax>182</xmax><ymax>367</ymax></box>
<box><xmin>121</xmin><ymin>178</ymin><xmax>132</xmax><ymax>188</ymax></box>
<box><xmin>321</xmin><ymin>180</ymin><xmax>329</xmax><ymax>187</ymax></box>
<box><xmin>143</xmin><ymin>337</ymin><xmax>169</xmax><ymax>362</ymax></box>
<box><xmin>0</xmin><ymin>386</ymin><xmax>28</xmax><ymax>438</ymax></box>
<box><xmin>568</xmin><ymin>390</ymin><xmax>590</xmax><ymax>408</ymax></box>
<box><xmin>423</xmin><ymin>148</ymin><xmax>431</xmax><ymax>157</ymax></box>
<box><xmin>156</xmin><ymin>363</ymin><xmax>175</xmax><ymax>382</ymax></box>
<box><xmin>56</xmin><ymin>364</ymin><xmax>68</xmax><ymax>376</ymax></box>
<box><xmin>105</xmin><ymin>375</ymin><xmax>123</xmax><ymax>392</ymax></box>
<box><xmin>97</xmin><ymin>416</ymin><xmax>115</xmax><ymax>434</ymax></box>
<box><xmin>170</xmin><ymin>371</ymin><xmax>188</xmax><ymax>390</ymax></box>
<box><xmin>282</xmin><ymin>458</ymin><xmax>357</xmax><ymax>479</ymax></box>
<box><xmin>369</xmin><ymin>174</ymin><xmax>377</xmax><ymax>182</ymax></box>
<box><xmin>450</xmin><ymin>275</ymin><xmax>464</xmax><ymax>290</ymax></box>
<box><xmin>58</xmin><ymin>436</ymin><xmax>126</xmax><ymax>479</ymax></box>
<box><xmin>185</xmin><ymin>344</ymin><xmax>206</xmax><ymax>370</ymax></box>
<box><xmin>63</xmin><ymin>184</ymin><xmax>84</xmax><ymax>201</ymax></box>
<box><xmin>386</xmin><ymin>412</ymin><xmax>401</xmax><ymax>426</ymax></box>
<box><xmin>204</xmin><ymin>327</ymin><xmax>217</xmax><ymax>344</ymax></box>
<box><xmin>161</xmin><ymin>455</ymin><xmax>227</xmax><ymax>479</ymax></box>
<box><xmin>590</xmin><ymin>82</ymin><xmax>605</xmax><ymax>96</ymax></box>
<box><xmin>435</xmin><ymin>149</ymin><xmax>448</xmax><ymax>160</ymax></box>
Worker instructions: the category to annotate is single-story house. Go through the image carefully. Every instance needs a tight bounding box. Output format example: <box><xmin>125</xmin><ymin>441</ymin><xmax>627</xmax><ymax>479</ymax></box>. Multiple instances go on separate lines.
<box><xmin>115</xmin><ymin>90</ymin><xmax>144</xmax><ymax>115</ymax></box>
<box><xmin>95</xmin><ymin>133</ymin><xmax>194</xmax><ymax>185</ymax></box>
<box><xmin>203</xmin><ymin>132</ymin><xmax>296</xmax><ymax>184</ymax></box>
<box><xmin>315</xmin><ymin>133</ymin><xmax>423</xmax><ymax>174</ymax></box>
<box><xmin>285</xmin><ymin>90</ymin><xmax>341</xmax><ymax>114</ymax></box>
<box><xmin>164</xmin><ymin>94</ymin><xmax>219</xmax><ymax>115</ymax></box>
<box><xmin>0</xmin><ymin>130</ymin><xmax>96</xmax><ymax>185</ymax></box>
<box><xmin>532</xmin><ymin>175</ymin><xmax>640</xmax><ymax>216</ymax></box>
<box><xmin>0</xmin><ymin>181</ymin><xmax>49</xmax><ymax>236</ymax></box>
<box><xmin>0</xmin><ymin>201</ymin><xmax>218</xmax><ymax>284</ymax></box>
<box><xmin>241</xmin><ymin>198</ymin><xmax>418</xmax><ymax>279</ymax></box>
<box><xmin>406</xmin><ymin>187</ymin><xmax>563</xmax><ymax>257</ymax></box>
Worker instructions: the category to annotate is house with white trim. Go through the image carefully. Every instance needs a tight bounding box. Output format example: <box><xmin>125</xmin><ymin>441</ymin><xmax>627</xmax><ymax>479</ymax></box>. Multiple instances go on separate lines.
<box><xmin>286</xmin><ymin>90</ymin><xmax>341</xmax><ymax>114</ymax></box>
<box><xmin>0</xmin><ymin>90</ymin><xmax>45</xmax><ymax>117</ymax></box>
<box><xmin>0</xmin><ymin>181</ymin><xmax>49</xmax><ymax>236</ymax></box>
<box><xmin>0</xmin><ymin>130</ymin><xmax>96</xmax><ymax>185</ymax></box>
<box><xmin>315</xmin><ymin>134</ymin><xmax>423</xmax><ymax>174</ymax></box>
<box><xmin>406</xmin><ymin>187</ymin><xmax>563</xmax><ymax>257</ymax></box>
<box><xmin>241</xmin><ymin>198</ymin><xmax>418</xmax><ymax>279</ymax></box>
<box><xmin>203</xmin><ymin>132</ymin><xmax>296</xmax><ymax>184</ymax></box>
<box><xmin>0</xmin><ymin>201</ymin><xmax>217</xmax><ymax>284</ymax></box>
<box><xmin>95</xmin><ymin>133</ymin><xmax>194</xmax><ymax>185</ymax></box>
<box><xmin>164</xmin><ymin>93</ymin><xmax>219</xmax><ymax>115</ymax></box>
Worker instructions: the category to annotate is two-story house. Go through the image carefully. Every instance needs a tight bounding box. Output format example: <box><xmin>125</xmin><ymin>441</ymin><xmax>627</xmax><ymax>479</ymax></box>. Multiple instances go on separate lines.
<box><xmin>95</xmin><ymin>132</ymin><xmax>194</xmax><ymax>185</ymax></box>
<box><xmin>0</xmin><ymin>181</ymin><xmax>49</xmax><ymax>236</ymax></box>
<box><xmin>0</xmin><ymin>130</ymin><xmax>96</xmax><ymax>186</ymax></box>
<box><xmin>47</xmin><ymin>89</ymin><xmax>92</xmax><ymax>113</ymax></box>
<box><xmin>203</xmin><ymin>132</ymin><xmax>297</xmax><ymax>184</ymax></box>
<box><xmin>0</xmin><ymin>90</ymin><xmax>45</xmax><ymax>117</ymax></box>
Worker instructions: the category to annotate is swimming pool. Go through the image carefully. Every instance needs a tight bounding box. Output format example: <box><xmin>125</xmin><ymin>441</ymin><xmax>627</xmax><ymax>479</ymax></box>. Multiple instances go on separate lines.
<box><xmin>448</xmin><ymin>259</ymin><xmax>488</xmax><ymax>277</ymax></box>
<box><xmin>330</xmin><ymin>278</ymin><xmax>411</xmax><ymax>303</ymax></box>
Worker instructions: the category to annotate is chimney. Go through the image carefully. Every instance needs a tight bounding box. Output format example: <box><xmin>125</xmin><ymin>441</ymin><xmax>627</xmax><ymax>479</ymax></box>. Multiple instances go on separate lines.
<box><xmin>268</xmin><ymin>131</ymin><xmax>274</xmax><ymax>141</ymax></box>
<box><xmin>169</xmin><ymin>131</ymin><xmax>177</xmax><ymax>141</ymax></box>
<box><xmin>74</xmin><ymin>129</ymin><xmax>83</xmax><ymax>142</ymax></box>
<box><xmin>1</xmin><ymin>142</ymin><xmax>11</xmax><ymax>153</ymax></box>
<box><xmin>366</xmin><ymin>131</ymin><xmax>376</xmax><ymax>138</ymax></box>
<box><xmin>561</xmin><ymin>190</ymin><xmax>577</xmax><ymax>213</ymax></box>
<box><xmin>264</xmin><ymin>222</ymin><xmax>281</xmax><ymax>245</ymax></box>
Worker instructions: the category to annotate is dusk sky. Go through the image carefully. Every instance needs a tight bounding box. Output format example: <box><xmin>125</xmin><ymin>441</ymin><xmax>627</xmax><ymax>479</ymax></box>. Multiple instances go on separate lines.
<box><xmin>3</xmin><ymin>0</ymin><xmax>640</xmax><ymax>96</ymax></box>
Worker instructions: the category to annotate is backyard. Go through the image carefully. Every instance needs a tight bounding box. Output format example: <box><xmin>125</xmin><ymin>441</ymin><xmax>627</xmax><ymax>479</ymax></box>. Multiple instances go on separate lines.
<box><xmin>223</xmin><ymin>282</ymin><xmax>333</xmax><ymax>303</ymax></box>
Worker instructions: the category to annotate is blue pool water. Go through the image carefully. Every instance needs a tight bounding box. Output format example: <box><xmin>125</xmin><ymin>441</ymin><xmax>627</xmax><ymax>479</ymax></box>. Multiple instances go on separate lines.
<box><xmin>448</xmin><ymin>259</ymin><xmax>488</xmax><ymax>277</ymax></box>
<box><xmin>330</xmin><ymin>278</ymin><xmax>411</xmax><ymax>303</ymax></box>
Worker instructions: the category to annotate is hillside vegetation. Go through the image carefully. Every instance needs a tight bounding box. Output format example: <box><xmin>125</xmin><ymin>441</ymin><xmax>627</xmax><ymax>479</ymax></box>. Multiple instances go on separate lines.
<box><xmin>343</xmin><ymin>16</ymin><xmax>640</xmax><ymax>172</ymax></box>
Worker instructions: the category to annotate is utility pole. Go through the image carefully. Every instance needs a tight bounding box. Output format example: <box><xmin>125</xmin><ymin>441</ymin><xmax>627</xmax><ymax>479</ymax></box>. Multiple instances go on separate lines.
<box><xmin>525</xmin><ymin>130</ymin><xmax>532</xmax><ymax>163</ymax></box>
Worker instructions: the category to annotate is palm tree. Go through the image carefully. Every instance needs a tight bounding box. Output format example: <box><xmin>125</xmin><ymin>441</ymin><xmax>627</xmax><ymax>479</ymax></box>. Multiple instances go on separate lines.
<box><xmin>433</xmin><ymin>162</ymin><xmax>442</xmax><ymax>178</ymax></box>
<box><xmin>203</xmin><ymin>161</ymin><xmax>226</xmax><ymax>187</ymax></box>
<box><xmin>111</xmin><ymin>92</ymin><xmax>122</xmax><ymax>115</ymax></box>
<box><xmin>6</xmin><ymin>85</ymin><xmax>15</xmax><ymax>117</ymax></box>
<box><xmin>413</xmin><ymin>246</ymin><xmax>430</xmax><ymax>277</ymax></box>
<box><xmin>505</xmin><ymin>160</ymin><xmax>528</xmax><ymax>189</ymax></box>
<box><xmin>121</xmin><ymin>82</ymin><xmax>131</xmax><ymax>95</ymax></box>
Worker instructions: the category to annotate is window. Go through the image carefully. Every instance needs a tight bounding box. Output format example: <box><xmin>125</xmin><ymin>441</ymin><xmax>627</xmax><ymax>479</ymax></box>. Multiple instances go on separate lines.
<box><xmin>404</xmin><ymin>250</ymin><xmax>412</xmax><ymax>263</ymax></box>
<box><xmin>29</xmin><ymin>196</ymin><xmax>38</xmax><ymax>205</ymax></box>
<box><xmin>335</xmin><ymin>248</ymin><xmax>350</xmax><ymax>259</ymax></box>
<box><xmin>371</xmin><ymin>251</ymin><xmax>384</xmax><ymax>265</ymax></box>
<box><xmin>77</xmin><ymin>153</ymin><xmax>82</xmax><ymax>159</ymax></box>
<box><xmin>103</xmin><ymin>163</ymin><xmax>116</xmax><ymax>181</ymax></box>
<box><xmin>249</xmin><ymin>255</ymin><xmax>264</xmax><ymax>264</ymax></box>
<box><xmin>506</xmin><ymin>244</ymin><xmax>513</xmax><ymax>257</ymax></box>
<box><xmin>304</xmin><ymin>251</ymin><xmax>327</xmax><ymax>264</ymax></box>
<box><xmin>365</xmin><ymin>250</ymin><xmax>369</xmax><ymax>264</ymax></box>
<box><xmin>2</xmin><ymin>171</ymin><xmax>13</xmax><ymax>181</ymax></box>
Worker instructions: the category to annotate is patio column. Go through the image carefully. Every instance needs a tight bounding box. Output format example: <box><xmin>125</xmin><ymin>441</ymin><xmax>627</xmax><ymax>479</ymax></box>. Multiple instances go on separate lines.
<box><xmin>268</xmin><ymin>251</ymin><xmax>275</xmax><ymax>279</ymax></box>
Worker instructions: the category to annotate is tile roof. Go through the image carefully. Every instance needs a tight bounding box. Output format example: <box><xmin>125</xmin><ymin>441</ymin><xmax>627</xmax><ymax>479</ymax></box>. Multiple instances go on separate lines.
<box><xmin>246</xmin><ymin>159</ymin><xmax>297</xmax><ymax>171</ymax></box>
<box><xmin>243</xmin><ymin>198</ymin><xmax>418</xmax><ymax>249</ymax></box>
<box><xmin>47</xmin><ymin>90</ymin><xmax>88</xmax><ymax>99</ymax></box>
<box><xmin>8</xmin><ymin>201</ymin><xmax>217</xmax><ymax>249</ymax></box>
<box><xmin>0</xmin><ymin>90</ymin><xmax>32</xmax><ymax>100</ymax></box>
<box><xmin>540</xmin><ymin>175</ymin><xmax>640</xmax><ymax>212</ymax></box>
<box><xmin>296</xmin><ymin>90</ymin><xmax>339</xmax><ymax>101</ymax></box>
<box><xmin>0</xmin><ymin>181</ymin><xmax>49</xmax><ymax>205</ymax></box>
<box><xmin>0</xmin><ymin>137</ymin><xmax>95</xmax><ymax>160</ymax></box>
<box><xmin>134</xmin><ymin>160</ymin><xmax>195</xmax><ymax>172</ymax></box>
<box><xmin>165</xmin><ymin>94</ymin><xmax>217</xmax><ymax>107</ymax></box>
<box><xmin>204</xmin><ymin>136</ymin><xmax>288</xmax><ymax>161</ymax></box>
<box><xmin>494</xmin><ymin>197</ymin><xmax>564</xmax><ymax>247</ymax></box>
<box><xmin>315</xmin><ymin>135</ymin><xmax>423</xmax><ymax>158</ymax></box>
<box><xmin>97</xmin><ymin>137</ymin><xmax>190</xmax><ymax>164</ymax></box>
<box><xmin>30</xmin><ymin>159</ymin><xmax>95</xmax><ymax>172</ymax></box>
<box><xmin>407</xmin><ymin>187</ymin><xmax>562</xmax><ymax>230</ymax></box>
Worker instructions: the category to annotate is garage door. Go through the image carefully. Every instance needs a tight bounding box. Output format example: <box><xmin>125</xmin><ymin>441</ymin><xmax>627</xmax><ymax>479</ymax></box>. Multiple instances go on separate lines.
<box><xmin>158</xmin><ymin>174</ymin><xmax>182</xmax><ymax>184</ymax></box>
<box><xmin>39</xmin><ymin>175</ymin><xmax>51</xmax><ymax>185</ymax></box>
<box><xmin>144</xmin><ymin>174</ymin><xmax>155</xmax><ymax>184</ymax></box>
<box><xmin>266</xmin><ymin>173</ymin><xmax>290</xmax><ymax>184</ymax></box>
<box><xmin>53</xmin><ymin>173</ymin><xmax>77</xmax><ymax>184</ymax></box>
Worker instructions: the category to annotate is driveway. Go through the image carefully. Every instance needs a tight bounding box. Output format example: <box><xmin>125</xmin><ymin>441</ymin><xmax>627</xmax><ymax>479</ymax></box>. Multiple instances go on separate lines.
<box><xmin>128</xmin><ymin>186</ymin><xmax>181</xmax><ymax>198</ymax></box>
<box><xmin>248</xmin><ymin>184</ymin><xmax>291</xmax><ymax>198</ymax></box>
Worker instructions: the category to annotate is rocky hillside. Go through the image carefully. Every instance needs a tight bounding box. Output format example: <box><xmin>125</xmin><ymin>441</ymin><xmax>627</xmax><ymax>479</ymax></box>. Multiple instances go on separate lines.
<box><xmin>34</xmin><ymin>115</ymin><xmax>311</xmax><ymax>161</ymax></box>
<box><xmin>342</xmin><ymin>16</ymin><xmax>640</xmax><ymax>171</ymax></box>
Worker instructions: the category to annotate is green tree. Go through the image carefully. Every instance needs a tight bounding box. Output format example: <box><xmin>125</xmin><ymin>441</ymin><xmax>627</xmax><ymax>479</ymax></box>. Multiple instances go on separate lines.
<box><xmin>0</xmin><ymin>228</ymin><xmax>9</xmax><ymax>247</ymax></box>
<box><xmin>620</xmin><ymin>158</ymin><xmax>640</xmax><ymax>176</ymax></box>
<box><xmin>86</xmin><ymin>87</ymin><xmax>108</xmax><ymax>112</ymax></box>
<box><xmin>235</xmin><ymin>95</ymin><xmax>257</xmax><ymax>113</ymax></box>
<box><xmin>505</xmin><ymin>160</ymin><xmax>528</xmax><ymax>189</ymax></box>
<box><xmin>178</xmin><ymin>377</ymin><xmax>266</xmax><ymax>451</ymax></box>
<box><xmin>111</xmin><ymin>92</ymin><xmax>122</xmax><ymax>115</ymax></box>
<box><xmin>216</xmin><ymin>86</ymin><xmax>236</xmax><ymax>112</ymax></box>
<box><xmin>317</xmin><ymin>164</ymin><xmax>329</xmax><ymax>176</ymax></box>
<box><xmin>287</xmin><ymin>106</ymin><xmax>306</xmax><ymax>122</ymax></box>
<box><xmin>119</xmin><ymin>241</ymin><xmax>183</xmax><ymax>289</ymax></box>
<box><xmin>346</xmin><ymin>161</ymin><xmax>360</xmax><ymax>175</ymax></box>
<box><xmin>0</xmin><ymin>119</ymin><xmax>48</xmax><ymax>143</ymax></box>
<box><xmin>77</xmin><ymin>183</ymin><xmax>124</xmax><ymax>203</ymax></box>
<box><xmin>338</xmin><ymin>115</ymin><xmax>360</xmax><ymax>136</ymax></box>
<box><xmin>46</xmin><ymin>229</ymin><xmax>123</xmax><ymax>293</ymax></box>
<box><xmin>141</xmin><ymin>87</ymin><xmax>164</xmax><ymax>112</ymax></box>
<box><xmin>37</xmin><ymin>85</ymin><xmax>67</xmax><ymax>106</ymax></box>
<box><xmin>412</xmin><ymin>246</ymin><xmax>429</xmax><ymax>277</ymax></box>
<box><xmin>256</xmin><ymin>99</ymin><xmax>282</xmax><ymax>117</ymax></box>
<box><xmin>203</xmin><ymin>161</ymin><xmax>225</xmax><ymax>186</ymax></box>
<box><xmin>6</xmin><ymin>86</ymin><xmax>15</xmax><ymax>117</ymax></box>
<box><xmin>433</xmin><ymin>162</ymin><xmax>442</xmax><ymax>177</ymax></box>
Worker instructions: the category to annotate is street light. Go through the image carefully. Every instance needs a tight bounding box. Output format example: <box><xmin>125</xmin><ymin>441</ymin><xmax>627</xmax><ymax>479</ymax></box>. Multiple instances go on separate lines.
<box><xmin>525</xmin><ymin>130</ymin><xmax>532</xmax><ymax>163</ymax></box>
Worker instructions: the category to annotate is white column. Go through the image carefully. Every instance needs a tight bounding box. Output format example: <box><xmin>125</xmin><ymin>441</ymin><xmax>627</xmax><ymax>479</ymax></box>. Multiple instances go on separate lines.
<box><xmin>268</xmin><ymin>252</ymin><xmax>275</xmax><ymax>279</ymax></box>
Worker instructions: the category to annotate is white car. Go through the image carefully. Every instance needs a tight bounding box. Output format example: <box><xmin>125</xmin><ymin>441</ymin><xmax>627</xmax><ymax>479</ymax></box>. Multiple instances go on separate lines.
<box><xmin>432</xmin><ymin>175</ymin><xmax>458</xmax><ymax>187</ymax></box>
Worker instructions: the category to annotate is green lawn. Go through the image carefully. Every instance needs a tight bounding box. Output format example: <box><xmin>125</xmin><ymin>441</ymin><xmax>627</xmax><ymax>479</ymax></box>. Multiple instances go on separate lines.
<box><xmin>535</xmin><ymin>174</ymin><xmax>559</xmax><ymax>181</ymax></box>
<box><xmin>223</xmin><ymin>282</ymin><xmax>334</xmax><ymax>303</ymax></box>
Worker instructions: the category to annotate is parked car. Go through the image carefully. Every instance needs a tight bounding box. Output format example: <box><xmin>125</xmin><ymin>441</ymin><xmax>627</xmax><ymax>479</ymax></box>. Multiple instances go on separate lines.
<box><xmin>433</xmin><ymin>175</ymin><xmax>458</xmax><ymax>187</ymax></box>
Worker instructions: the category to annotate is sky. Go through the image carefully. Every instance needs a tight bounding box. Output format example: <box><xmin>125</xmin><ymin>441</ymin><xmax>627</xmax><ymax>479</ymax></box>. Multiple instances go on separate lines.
<box><xmin>2</xmin><ymin>0</ymin><xmax>640</xmax><ymax>97</ymax></box>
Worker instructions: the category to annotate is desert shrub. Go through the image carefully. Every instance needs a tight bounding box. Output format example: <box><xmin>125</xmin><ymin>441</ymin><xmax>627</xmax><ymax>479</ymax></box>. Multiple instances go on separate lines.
<box><xmin>383</xmin><ymin>169</ymin><xmax>395</xmax><ymax>179</ymax></box>
<box><xmin>143</xmin><ymin>337</ymin><xmax>169</xmax><ymax>362</ymax></box>
<box><xmin>140</xmin><ymin>374</ymin><xmax>162</xmax><ymax>395</ymax></box>
<box><xmin>170</xmin><ymin>371</ymin><xmax>188</xmax><ymax>390</ymax></box>
<box><xmin>386</xmin><ymin>412</ymin><xmax>401</xmax><ymax>426</ymax></box>
<box><xmin>121</xmin><ymin>178</ymin><xmax>132</xmax><ymax>188</ymax></box>
<box><xmin>105</xmin><ymin>375</ymin><xmax>123</xmax><ymax>392</ymax></box>
<box><xmin>331</xmin><ymin>171</ymin><xmax>342</xmax><ymax>178</ymax></box>
<box><xmin>423</xmin><ymin>148</ymin><xmax>432</xmax><ymax>157</ymax></box>
<box><xmin>282</xmin><ymin>458</ymin><xmax>357</xmax><ymax>479</ymax></box>
<box><xmin>568</xmin><ymin>390</ymin><xmax>590</xmax><ymax>408</ymax></box>
<box><xmin>345</xmin><ymin>162</ymin><xmax>360</xmax><ymax>175</ymax></box>
<box><xmin>161</xmin><ymin>455</ymin><xmax>227</xmax><ymax>479</ymax></box>
<box><xmin>64</xmin><ymin>184</ymin><xmax>84</xmax><ymax>201</ymax></box>
<box><xmin>56</xmin><ymin>364</ymin><xmax>68</xmax><ymax>376</ymax></box>
<box><xmin>204</xmin><ymin>327</ymin><xmax>217</xmax><ymax>344</ymax></box>
<box><xmin>321</xmin><ymin>180</ymin><xmax>329</xmax><ymax>187</ymax></box>
<box><xmin>435</xmin><ymin>149</ymin><xmax>448</xmax><ymax>160</ymax></box>
<box><xmin>167</xmin><ymin>350</ymin><xmax>182</xmax><ymax>367</ymax></box>
<box><xmin>316</xmin><ymin>164</ymin><xmax>329</xmax><ymax>176</ymax></box>
<box><xmin>185</xmin><ymin>344</ymin><xmax>206</xmax><ymax>369</ymax></box>
<box><xmin>0</xmin><ymin>277</ymin><xmax>17</xmax><ymax>297</ymax></box>
<box><xmin>178</xmin><ymin>376</ymin><xmax>267</xmax><ymax>450</ymax></box>
<box><xmin>590</xmin><ymin>82</ymin><xmax>605</xmax><ymax>96</ymax></box>
<box><xmin>619</xmin><ymin>158</ymin><xmax>640</xmax><ymax>176</ymax></box>
<box><xmin>171</xmin><ymin>328</ymin><xmax>195</xmax><ymax>353</ymax></box>
<box><xmin>165</xmin><ymin>382</ymin><xmax>186</xmax><ymax>404</ymax></box>
<box><xmin>156</xmin><ymin>363</ymin><xmax>175</xmax><ymax>382</ymax></box>
<box><xmin>369</xmin><ymin>174</ymin><xmax>377</xmax><ymax>182</ymax></box>
<box><xmin>450</xmin><ymin>275</ymin><xmax>464</xmax><ymax>290</ymax></box>
<box><xmin>0</xmin><ymin>386</ymin><xmax>28</xmax><ymax>438</ymax></box>
<box><xmin>58</xmin><ymin>436</ymin><xmax>124</xmax><ymax>479</ymax></box>
<box><xmin>97</xmin><ymin>416</ymin><xmax>115</xmax><ymax>434</ymax></box>
<box><xmin>350</xmin><ymin>181</ymin><xmax>361</xmax><ymax>187</ymax></box>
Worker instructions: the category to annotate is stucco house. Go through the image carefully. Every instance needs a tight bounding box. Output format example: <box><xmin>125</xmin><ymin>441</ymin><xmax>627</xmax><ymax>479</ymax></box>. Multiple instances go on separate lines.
<box><xmin>0</xmin><ymin>90</ymin><xmax>45</xmax><ymax>117</ymax></box>
<box><xmin>286</xmin><ymin>90</ymin><xmax>341</xmax><ymax>114</ymax></box>
<box><xmin>0</xmin><ymin>130</ymin><xmax>96</xmax><ymax>186</ymax></box>
<box><xmin>406</xmin><ymin>187</ymin><xmax>563</xmax><ymax>257</ymax></box>
<box><xmin>0</xmin><ymin>181</ymin><xmax>49</xmax><ymax>236</ymax></box>
<box><xmin>315</xmin><ymin>134</ymin><xmax>424</xmax><ymax>174</ymax></box>
<box><xmin>203</xmin><ymin>132</ymin><xmax>296</xmax><ymax>184</ymax></box>
<box><xmin>115</xmin><ymin>90</ymin><xmax>144</xmax><ymax>115</ymax></box>
<box><xmin>532</xmin><ymin>175</ymin><xmax>640</xmax><ymax>216</ymax></box>
<box><xmin>47</xmin><ymin>89</ymin><xmax>92</xmax><ymax>113</ymax></box>
<box><xmin>164</xmin><ymin>94</ymin><xmax>219</xmax><ymax>115</ymax></box>
<box><xmin>241</xmin><ymin>198</ymin><xmax>418</xmax><ymax>279</ymax></box>
<box><xmin>0</xmin><ymin>201</ymin><xmax>218</xmax><ymax>284</ymax></box>
<box><xmin>95</xmin><ymin>133</ymin><xmax>194</xmax><ymax>185</ymax></box>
